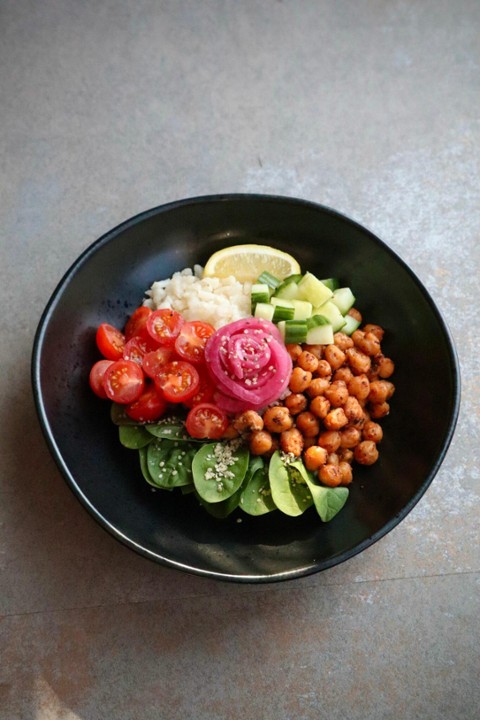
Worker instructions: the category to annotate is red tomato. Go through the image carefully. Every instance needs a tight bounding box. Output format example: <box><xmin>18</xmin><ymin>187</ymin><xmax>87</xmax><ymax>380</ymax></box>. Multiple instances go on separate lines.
<box><xmin>183</xmin><ymin>366</ymin><xmax>215</xmax><ymax>407</ymax></box>
<box><xmin>124</xmin><ymin>306</ymin><xmax>152</xmax><ymax>341</ymax></box>
<box><xmin>174</xmin><ymin>321</ymin><xmax>216</xmax><ymax>363</ymax></box>
<box><xmin>123</xmin><ymin>336</ymin><xmax>155</xmax><ymax>366</ymax></box>
<box><xmin>142</xmin><ymin>346</ymin><xmax>175</xmax><ymax>378</ymax></box>
<box><xmin>185</xmin><ymin>403</ymin><xmax>228</xmax><ymax>440</ymax></box>
<box><xmin>89</xmin><ymin>360</ymin><xmax>114</xmax><ymax>398</ymax></box>
<box><xmin>96</xmin><ymin>323</ymin><xmax>125</xmax><ymax>360</ymax></box>
<box><xmin>154</xmin><ymin>360</ymin><xmax>199</xmax><ymax>403</ymax></box>
<box><xmin>146</xmin><ymin>309</ymin><xmax>185</xmax><ymax>346</ymax></box>
<box><xmin>102</xmin><ymin>359</ymin><xmax>145</xmax><ymax>404</ymax></box>
<box><xmin>125</xmin><ymin>386</ymin><xmax>167</xmax><ymax>422</ymax></box>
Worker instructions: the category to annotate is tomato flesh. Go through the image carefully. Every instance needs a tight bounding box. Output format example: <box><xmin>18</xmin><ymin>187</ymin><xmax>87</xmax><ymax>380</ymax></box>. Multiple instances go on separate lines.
<box><xmin>103</xmin><ymin>359</ymin><xmax>145</xmax><ymax>404</ymax></box>
<box><xmin>142</xmin><ymin>347</ymin><xmax>175</xmax><ymax>379</ymax></box>
<box><xmin>154</xmin><ymin>360</ymin><xmax>199</xmax><ymax>403</ymax></box>
<box><xmin>146</xmin><ymin>309</ymin><xmax>185</xmax><ymax>346</ymax></box>
<box><xmin>89</xmin><ymin>360</ymin><xmax>114</xmax><ymax>398</ymax></box>
<box><xmin>125</xmin><ymin>386</ymin><xmax>167</xmax><ymax>422</ymax></box>
<box><xmin>174</xmin><ymin>321</ymin><xmax>216</xmax><ymax>363</ymax></box>
<box><xmin>183</xmin><ymin>366</ymin><xmax>215</xmax><ymax>408</ymax></box>
<box><xmin>185</xmin><ymin>403</ymin><xmax>228</xmax><ymax>440</ymax></box>
<box><xmin>96</xmin><ymin>323</ymin><xmax>125</xmax><ymax>360</ymax></box>
<box><xmin>124</xmin><ymin>306</ymin><xmax>152</xmax><ymax>341</ymax></box>
<box><xmin>123</xmin><ymin>336</ymin><xmax>155</xmax><ymax>366</ymax></box>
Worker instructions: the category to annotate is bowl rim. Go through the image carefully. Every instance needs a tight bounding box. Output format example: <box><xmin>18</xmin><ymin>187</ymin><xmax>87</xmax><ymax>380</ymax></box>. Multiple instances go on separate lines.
<box><xmin>31</xmin><ymin>193</ymin><xmax>462</xmax><ymax>582</ymax></box>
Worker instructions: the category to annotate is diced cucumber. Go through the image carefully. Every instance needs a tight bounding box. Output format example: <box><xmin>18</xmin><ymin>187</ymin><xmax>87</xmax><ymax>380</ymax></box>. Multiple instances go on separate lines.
<box><xmin>320</xmin><ymin>277</ymin><xmax>340</xmax><ymax>291</ymax></box>
<box><xmin>251</xmin><ymin>283</ymin><xmax>271</xmax><ymax>306</ymax></box>
<box><xmin>274</xmin><ymin>280</ymin><xmax>300</xmax><ymax>301</ymax></box>
<box><xmin>342</xmin><ymin>313</ymin><xmax>361</xmax><ymax>336</ymax></box>
<box><xmin>277</xmin><ymin>320</ymin><xmax>308</xmax><ymax>344</ymax></box>
<box><xmin>254</xmin><ymin>302</ymin><xmax>275</xmax><ymax>322</ymax></box>
<box><xmin>297</xmin><ymin>272</ymin><xmax>333</xmax><ymax>307</ymax></box>
<box><xmin>270</xmin><ymin>297</ymin><xmax>295</xmax><ymax>321</ymax></box>
<box><xmin>292</xmin><ymin>299</ymin><xmax>313</xmax><ymax>321</ymax></box>
<box><xmin>332</xmin><ymin>287</ymin><xmax>356</xmax><ymax>314</ymax></box>
<box><xmin>306</xmin><ymin>322</ymin><xmax>334</xmax><ymax>345</ymax></box>
<box><xmin>312</xmin><ymin>300</ymin><xmax>346</xmax><ymax>332</ymax></box>
<box><xmin>257</xmin><ymin>271</ymin><xmax>282</xmax><ymax>290</ymax></box>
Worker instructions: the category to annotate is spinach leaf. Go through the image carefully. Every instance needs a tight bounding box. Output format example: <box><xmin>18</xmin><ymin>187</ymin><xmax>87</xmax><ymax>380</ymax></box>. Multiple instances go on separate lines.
<box><xmin>138</xmin><ymin>446</ymin><xmax>162</xmax><ymax>488</ymax></box>
<box><xmin>111</xmin><ymin>403</ymin><xmax>139</xmax><ymax>426</ymax></box>
<box><xmin>240</xmin><ymin>462</ymin><xmax>277</xmax><ymax>516</ymax></box>
<box><xmin>119</xmin><ymin>425</ymin><xmax>153</xmax><ymax>449</ymax></box>
<box><xmin>147</xmin><ymin>438</ymin><xmax>197</xmax><ymax>488</ymax></box>
<box><xmin>304</xmin><ymin>474</ymin><xmax>349</xmax><ymax>522</ymax></box>
<box><xmin>268</xmin><ymin>451</ymin><xmax>313</xmax><ymax>517</ymax></box>
<box><xmin>192</xmin><ymin>441</ymin><xmax>249</xmax><ymax>503</ymax></box>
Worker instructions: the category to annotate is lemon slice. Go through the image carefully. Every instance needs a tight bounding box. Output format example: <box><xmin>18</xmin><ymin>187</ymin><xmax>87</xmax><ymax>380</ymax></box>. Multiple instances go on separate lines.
<box><xmin>203</xmin><ymin>244</ymin><xmax>301</xmax><ymax>283</ymax></box>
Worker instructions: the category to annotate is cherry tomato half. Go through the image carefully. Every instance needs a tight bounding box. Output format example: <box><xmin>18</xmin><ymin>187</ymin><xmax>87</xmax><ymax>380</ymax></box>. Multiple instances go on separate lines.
<box><xmin>96</xmin><ymin>323</ymin><xmax>125</xmax><ymax>360</ymax></box>
<box><xmin>125</xmin><ymin>386</ymin><xmax>167</xmax><ymax>422</ymax></box>
<box><xmin>123</xmin><ymin>336</ymin><xmax>155</xmax><ymax>366</ymax></box>
<box><xmin>102</xmin><ymin>359</ymin><xmax>145</xmax><ymax>404</ymax></box>
<box><xmin>185</xmin><ymin>403</ymin><xmax>228</xmax><ymax>440</ymax></box>
<box><xmin>142</xmin><ymin>347</ymin><xmax>175</xmax><ymax>379</ymax></box>
<box><xmin>89</xmin><ymin>359</ymin><xmax>114</xmax><ymax>399</ymax></box>
<box><xmin>183</xmin><ymin>366</ymin><xmax>215</xmax><ymax>408</ymax></box>
<box><xmin>174</xmin><ymin>321</ymin><xmax>216</xmax><ymax>363</ymax></box>
<box><xmin>146</xmin><ymin>309</ymin><xmax>185</xmax><ymax>346</ymax></box>
<box><xmin>154</xmin><ymin>360</ymin><xmax>199</xmax><ymax>403</ymax></box>
<box><xmin>124</xmin><ymin>306</ymin><xmax>152</xmax><ymax>341</ymax></box>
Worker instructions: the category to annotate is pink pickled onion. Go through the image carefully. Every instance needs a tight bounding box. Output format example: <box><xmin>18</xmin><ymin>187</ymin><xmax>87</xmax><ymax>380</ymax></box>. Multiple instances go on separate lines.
<box><xmin>204</xmin><ymin>317</ymin><xmax>292</xmax><ymax>412</ymax></box>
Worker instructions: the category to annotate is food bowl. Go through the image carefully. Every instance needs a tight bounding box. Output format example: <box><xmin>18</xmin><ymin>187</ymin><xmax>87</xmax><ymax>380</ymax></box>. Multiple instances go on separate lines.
<box><xmin>31</xmin><ymin>194</ymin><xmax>460</xmax><ymax>582</ymax></box>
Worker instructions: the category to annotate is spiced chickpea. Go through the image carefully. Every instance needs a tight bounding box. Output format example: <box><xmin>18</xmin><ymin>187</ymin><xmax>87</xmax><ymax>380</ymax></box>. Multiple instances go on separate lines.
<box><xmin>327</xmin><ymin>452</ymin><xmax>340</xmax><ymax>465</ymax></box>
<box><xmin>338</xmin><ymin>447</ymin><xmax>354</xmax><ymax>463</ymax></box>
<box><xmin>280</xmin><ymin>428</ymin><xmax>304</xmax><ymax>456</ymax></box>
<box><xmin>303</xmin><ymin>344</ymin><xmax>324</xmax><ymax>359</ymax></box>
<box><xmin>348</xmin><ymin>307</ymin><xmax>362</xmax><ymax>323</ymax></box>
<box><xmin>296</xmin><ymin>350</ymin><xmax>319</xmax><ymax>374</ymax></box>
<box><xmin>318</xmin><ymin>463</ymin><xmax>342</xmax><ymax>487</ymax></box>
<box><xmin>263</xmin><ymin>406</ymin><xmax>293</xmax><ymax>433</ymax></box>
<box><xmin>334</xmin><ymin>332</ymin><xmax>354</xmax><ymax>351</ymax></box>
<box><xmin>296</xmin><ymin>411</ymin><xmax>321</xmax><ymax>437</ymax></box>
<box><xmin>376</xmin><ymin>355</ymin><xmax>395</xmax><ymax>379</ymax></box>
<box><xmin>304</xmin><ymin>445</ymin><xmax>328</xmax><ymax>471</ymax></box>
<box><xmin>324</xmin><ymin>380</ymin><xmax>349</xmax><ymax>407</ymax></box>
<box><xmin>233</xmin><ymin>410</ymin><xmax>264</xmax><ymax>433</ymax></box>
<box><xmin>362</xmin><ymin>323</ymin><xmax>384</xmax><ymax>342</ymax></box>
<box><xmin>333</xmin><ymin>366</ymin><xmax>353</xmax><ymax>384</ymax></box>
<box><xmin>368</xmin><ymin>380</ymin><xmax>395</xmax><ymax>404</ymax></box>
<box><xmin>338</xmin><ymin>461</ymin><xmax>353</xmax><ymax>485</ymax></box>
<box><xmin>323</xmin><ymin>344</ymin><xmax>346</xmax><ymax>371</ymax></box>
<box><xmin>309</xmin><ymin>395</ymin><xmax>331</xmax><ymax>419</ymax></box>
<box><xmin>222</xmin><ymin>423</ymin><xmax>240</xmax><ymax>440</ymax></box>
<box><xmin>343</xmin><ymin>395</ymin><xmax>364</xmax><ymax>424</ymax></box>
<box><xmin>356</xmin><ymin>331</ymin><xmax>381</xmax><ymax>357</ymax></box>
<box><xmin>323</xmin><ymin>407</ymin><xmax>348</xmax><ymax>431</ymax></box>
<box><xmin>340</xmin><ymin>425</ymin><xmax>361</xmax><ymax>448</ymax></box>
<box><xmin>363</xmin><ymin>421</ymin><xmax>383</xmax><ymax>443</ymax></box>
<box><xmin>347</xmin><ymin>373</ymin><xmax>370</xmax><ymax>400</ymax></box>
<box><xmin>249</xmin><ymin>430</ymin><xmax>273</xmax><ymax>456</ymax></box>
<box><xmin>346</xmin><ymin>347</ymin><xmax>371</xmax><ymax>375</ymax></box>
<box><xmin>318</xmin><ymin>430</ymin><xmax>342</xmax><ymax>453</ymax></box>
<box><xmin>369</xmin><ymin>401</ymin><xmax>390</xmax><ymax>419</ymax></box>
<box><xmin>306</xmin><ymin>377</ymin><xmax>330</xmax><ymax>398</ymax></box>
<box><xmin>289</xmin><ymin>366</ymin><xmax>312</xmax><ymax>393</ymax></box>
<box><xmin>286</xmin><ymin>343</ymin><xmax>302</xmax><ymax>362</ymax></box>
<box><xmin>354</xmin><ymin>440</ymin><xmax>379</xmax><ymax>465</ymax></box>
<box><xmin>315</xmin><ymin>359</ymin><xmax>332</xmax><ymax>378</ymax></box>
<box><xmin>303</xmin><ymin>435</ymin><xmax>317</xmax><ymax>450</ymax></box>
<box><xmin>284</xmin><ymin>392</ymin><xmax>308</xmax><ymax>415</ymax></box>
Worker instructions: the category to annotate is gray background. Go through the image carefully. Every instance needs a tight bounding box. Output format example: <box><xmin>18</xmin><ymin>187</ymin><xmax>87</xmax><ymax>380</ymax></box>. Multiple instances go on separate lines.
<box><xmin>1</xmin><ymin>1</ymin><xmax>478</xmax><ymax>718</ymax></box>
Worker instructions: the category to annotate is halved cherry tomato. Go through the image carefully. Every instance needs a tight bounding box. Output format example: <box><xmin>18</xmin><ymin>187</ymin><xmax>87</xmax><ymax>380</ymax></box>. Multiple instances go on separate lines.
<box><xmin>185</xmin><ymin>403</ymin><xmax>228</xmax><ymax>440</ymax></box>
<box><xmin>96</xmin><ymin>323</ymin><xmax>125</xmax><ymax>360</ymax></box>
<box><xmin>123</xmin><ymin>336</ymin><xmax>155</xmax><ymax>366</ymax></box>
<box><xmin>124</xmin><ymin>306</ymin><xmax>152</xmax><ymax>341</ymax></box>
<box><xmin>154</xmin><ymin>360</ymin><xmax>199</xmax><ymax>403</ymax></box>
<box><xmin>125</xmin><ymin>385</ymin><xmax>167</xmax><ymax>422</ymax></box>
<box><xmin>89</xmin><ymin>359</ymin><xmax>114</xmax><ymax>399</ymax></box>
<box><xmin>174</xmin><ymin>321</ymin><xmax>216</xmax><ymax>363</ymax></box>
<box><xmin>142</xmin><ymin>347</ymin><xmax>175</xmax><ymax>379</ymax></box>
<box><xmin>146</xmin><ymin>309</ymin><xmax>185</xmax><ymax>346</ymax></box>
<box><xmin>183</xmin><ymin>366</ymin><xmax>215</xmax><ymax>408</ymax></box>
<box><xmin>103</xmin><ymin>359</ymin><xmax>145</xmax><ymax>404</ymax></box>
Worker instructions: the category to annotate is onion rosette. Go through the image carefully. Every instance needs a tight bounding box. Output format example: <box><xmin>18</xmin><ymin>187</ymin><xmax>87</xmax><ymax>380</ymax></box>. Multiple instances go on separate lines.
<box><xmin>204</xmin><ymin>318</ymin><xmax>292</xmax><ymax>413</ymax></box>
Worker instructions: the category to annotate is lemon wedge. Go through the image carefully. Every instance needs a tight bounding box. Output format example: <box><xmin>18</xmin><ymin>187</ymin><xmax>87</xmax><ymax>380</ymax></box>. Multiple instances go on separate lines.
<box><xmin>202</xmin><ymin>244</ymin><xmax>301</xmax><ymax>283</ymax></box>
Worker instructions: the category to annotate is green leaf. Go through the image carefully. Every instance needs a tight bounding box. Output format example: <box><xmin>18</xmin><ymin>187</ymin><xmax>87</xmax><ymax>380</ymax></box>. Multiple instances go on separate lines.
<box><xmin>240</xmin><ymin>462</ymin><xmax>277</xmax><ymax>516</ymax></box>
<box><xmin>146</xmin><ymin>438</ymin><xmax>197</xmax><ymax>488</ymax></box>
<box><xmin>138</xmin><ymin>446</ymin><xmax>161</xmax><ymax>488</ymax></box>
<box><xmin>304</xmin><ymin>474</ymin><xmax>349</xmax><ymax>522</ymax></box>
<box><xmin>268</xmin><ymin>451</ymin><xmax>313</xmax><ymax>516</ymax></box>
<box><xmin>110</xmin><ymin>403</ymin><xmax>139</xmax><ymax>426</ymax></box>
<box><xmin>192</xmin><ymin>441</ymin><xmax>249</xmax><ymax>503</ymax></box>
<box><xmin>118</xmin><ymin>425</ymin><xmax>153</xmax><ymax>449</ymax></box>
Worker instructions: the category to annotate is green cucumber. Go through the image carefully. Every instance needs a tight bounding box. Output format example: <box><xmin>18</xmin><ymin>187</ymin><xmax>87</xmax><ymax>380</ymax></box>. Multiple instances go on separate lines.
<box><xmin>342</xmin><ymin>313</ymin><xmax>361</xmax><ymax>335</ymax></box>
<box><xmin>305</xmin><ymin>315</ymin><xmax>334</xmax><ymax>345</ymax></box>
<box><xmin>274</xmin><ymin>280</ymin><xmax>300</xmax><ymax>301</ymax></box>
<box><xmin>332</xmin><ymin>287</ymin><xmax>356</xmax><ymax>314</ymax></box>
<box><xmin>292</xmin><ymin>299</ymin><xmax>313</xmax><ymax>321</ymax></box>
<box><xmin>257</xmin><ymin>271</ymin><xmax>282</xmax><ymax>290</ymax></box>
<box><xmin>321</xmin><ymin>277</ymin><xmax>340</xmax><ymax>291</ymax></box>
<box><xmin>254</xmin><ymin>302</ymin><xmax>275</xmax><ymax>322</ymax></box>
<box><xmin>251</xmin><ymin>283</ymin><xmax>271</xmax><ymax>306</ymax></box>
<box><xmin>312</xmin><ymin>300</ymin><xmax>346</xmax><ymax>332</ymax></box>
<box><xmin>270</xmin><ymin>297</ymin><xmax>295</xmax><ymax>321</ymax></box>
<box><xmin>277</xmin><ymin>319</ymin><xmax>308</xmax><ymax>344</ymax></box>
<box><xmin>297</xmin><ymin>272</ymin><xmax>333</xmax><ymax>307</ymax></box>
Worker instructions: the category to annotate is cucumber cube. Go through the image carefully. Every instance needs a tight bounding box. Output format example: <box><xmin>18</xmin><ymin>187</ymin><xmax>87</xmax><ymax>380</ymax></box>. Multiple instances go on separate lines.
<box><xmin>332</xmin><ymin>287</ymin><xmax>356</xmax><ymax>315</ymax></box>
<box><xmin>312</xmin><ymin>300</ymin><xmax>346</xmax><ymax>332</ymax></box>
<box><xmin>292</xmin><ymin>299</ymin><xmax>313</xmax><ymax>321</ymax></box>
<box><xmin>297</xmin><ymin>272</ymin><xmax>334</xmax><ymax>307</ymax></box>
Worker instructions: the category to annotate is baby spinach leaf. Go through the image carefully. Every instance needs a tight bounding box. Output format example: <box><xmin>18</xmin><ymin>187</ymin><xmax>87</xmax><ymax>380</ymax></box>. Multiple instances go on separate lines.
<box><xmin>110</xmin><ymin>403</ymin><xmax>139</xmax><ymax>426</ymax></box>
<box><xmin>268</xmin><ymin>451</ymin><xmax>313</xmax><ymax>517</ymax></box>
<box><xmin>119</xmin><ymin>425</ymin><xmax>153</xmax><ymax>449</ymax></box>
<box><xmin>192</xmin><ymin>441</ymin><xmax>249</xmax><ymax>503</ymax></box>
<box><xmin>304</xmin><ymin>474</ymin><xmax>349</xmax><ymax>522</ymax></box>
<box><xmin>138</xmin><ymin>446</ymin><xmax>161</xmax><ymax>488</ymax></box>
<box><xmin>147</xmin><ymin>438</ymin><xmax>197</xmax><ymax>488</ymax></box>
<box><xmin>240</xmin><ymin>462</ymin><xmax>277</xmax><ymax>516</ymax></box>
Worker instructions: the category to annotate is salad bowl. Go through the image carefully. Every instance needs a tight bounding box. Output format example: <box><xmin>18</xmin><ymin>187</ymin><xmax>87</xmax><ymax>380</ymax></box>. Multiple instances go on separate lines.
<box><xmin>32</xmin><ymin>194</ymin><xmax>460</xmax><ymax>582</ymax></box>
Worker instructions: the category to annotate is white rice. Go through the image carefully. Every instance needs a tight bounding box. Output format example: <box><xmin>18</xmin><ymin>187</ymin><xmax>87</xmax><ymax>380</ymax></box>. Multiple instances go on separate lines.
<box><xmin>143</xmin><ymin>265</ymin><xmax>252</xmax><ymax>329</ymax></box>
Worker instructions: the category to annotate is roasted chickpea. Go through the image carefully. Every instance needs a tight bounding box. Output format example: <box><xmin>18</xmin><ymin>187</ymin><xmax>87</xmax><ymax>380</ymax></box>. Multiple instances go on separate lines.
<box><xmin>280</xmin><ymin>428</ymin><xmax>304</xmax><ymax>456</ymax></box>
<box><xmin>296</xmin><ymin>350</ymin><xmax>319</xmax><ymax>373</ymax></box>
<box><xmin>362</xmin><ymin>324</ymin><xmax>385</xmax><ymax>341</ymax></box>
<box><xmin>304</xmin><ymin>445</ymin><xmax>328</xmax><ymax>471</ymax></box>
<box><xmin>327</xmin><ymin>452</ymin><xmax>340</xmax><ymax>465</ymax></box>
<box><xmin>356</xmin><ymin>331</ymin><xmax>381</xmax><ymax>357</ymax></box>
<box><xmin>347</xmin><ymin>373</ymin><xmax>370</xmax><ymax>400</ymax></box>
<box><xmin>338</xmin><ymin>447</ymin><xmax>354</xmax><ymax>463</ymax></box>
<box><xmin>376</xmin><ymin>355</ymin><xmax>395</xmax><ymax>379</ymax></box>
<box><xmin>369</xmin><ymin>401</ymin><xmax>390</xmax><ymax>419</ymax></box>
<box><xmin>309</xmin><ymin>395</ymin><xmax>331</xmax><ymax>419</ymax></box>
<box><xmin>343</xmin><ymin>395</ymin><xmax>364</xmax><ymax>424</ymax></box>
<box><xmin>323</xmin><ymin>344</ymin><xmax>346</xmax><ymax>371</ymax></box>
<box><xmin>318</xmin><ymin>463</ymin><xmax>342</xmax><ymax>487</ymax></box>
<box><xmin>233</xmin><ymin>410</ymin><xmax>264</xmax><ymax>433</ymax></box>
<box><xmin>222</xmin><ymin>423</ymin><xmax>240</xmax><ymax>440</ymax></box>
<box><xmin>284</xmin><ymin>392</ymin><xmax>308</xmax><ymax>415</ymax></box>
<box><xmin>333</xmin><ymin>366</ymin><xmax>354</xmax><ymax>384</ymax></box>
<box><xmin>317</xmin><ymin>430</ymin><xmax>342</xmax><ymax>453</ymax></box>
<box><xmin>289</xmin><ymin>366</ymin><xmax>312</xmax><ymax>393</ymax></box>
<box><xmin>286</xmin><ymin>343</ymin><xmax>302</xmax><ymax>362</ymax></box>
<box><xmin>340</xmin><ymin>425</ymin><xmax>361</xmax><ymax>448</ymax></box>
<box><xmin>368</xmin><ymin>380</ymin><xmax>395</xmax><ymax>404</ymax></box>
<box><xmin>363</xmin><ymin>421</ymin><xmax>383</xmax><ymax>443</ymax></box>
<box><xmin>334</xmin><ymin>332</ymin><xmax>354</xmax><ymax>351</ymax></box>
<box><xmin>306</xmin><ymin>377</ymin><xmax>330</xmax><ymax>398</ymax></box>
<box><xmin>314</xmin><ymin>359</ymin><xmax>333</xmax><ymax>378</ymax></box>
<box><xmin>263</xmin><ymin>406</ymin><xmax>293</xmax><ymax>433</ymax></box>
<box><xmin>303</xmin><ymin>344</ymin><xmax>323</xmax><ymax>359</ymax></box>
<box><xmin>354</xmin><ymin>440</ymin><xmax>379</xmax><ymax>465</ymax></box>
<box><xmin>249</xmin><ymin>430</ymin><xmax>273</xmax><ymax>456</ymax></box>
<box><xmin>348</xmin><ymin>307</ymin><xmax>362</xmax><ymax>323</ymax></box>
<box><xmin>346</xmin><ymin>347</ymin><xmax>371</xmax><ymax>375</ymax></box>
<box><xmin>296</xmin><ymin>411</ymin><xmax>321</xmax><ymax>437</ymax></box>
<box><xmin>323</xmin><ymin>407</ymin><xmax>348</xmax><ymax>430</ymax></box>
<box><xmin>324</xmin><ymin>380</ymin><xmax>349</xmax><ymax>407</ymax></box>
<box><xmin>338</xmin><ymin>461</ymin><xmax>353</xmax><ymax>485</ymax></box>
<box><xmin>303</xmin><ymin>435</ymin><xmax>317</xmax><ymax>450</ymax></box>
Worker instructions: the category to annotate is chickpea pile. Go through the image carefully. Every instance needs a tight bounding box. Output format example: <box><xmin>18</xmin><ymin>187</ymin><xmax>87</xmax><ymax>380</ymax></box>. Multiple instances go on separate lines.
<box><xmin>232</xmin><ymin>313</ymin><xmax>395</xmax><ymax>488</ymax></box>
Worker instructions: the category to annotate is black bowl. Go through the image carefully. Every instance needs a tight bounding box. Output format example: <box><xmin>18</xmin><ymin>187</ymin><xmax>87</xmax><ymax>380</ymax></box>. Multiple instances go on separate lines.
<box><xmin>32</xmin><ymin>194</ymin><xmax>460</xmax><ymax>582</ymax></box>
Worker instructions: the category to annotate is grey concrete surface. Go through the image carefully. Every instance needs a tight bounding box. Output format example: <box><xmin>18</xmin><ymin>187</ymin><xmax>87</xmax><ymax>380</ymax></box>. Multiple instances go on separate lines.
<box><xmin>1</xmin><ymin>1</ymin><xmax>479</xmax><ymax>718</ymax></box>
